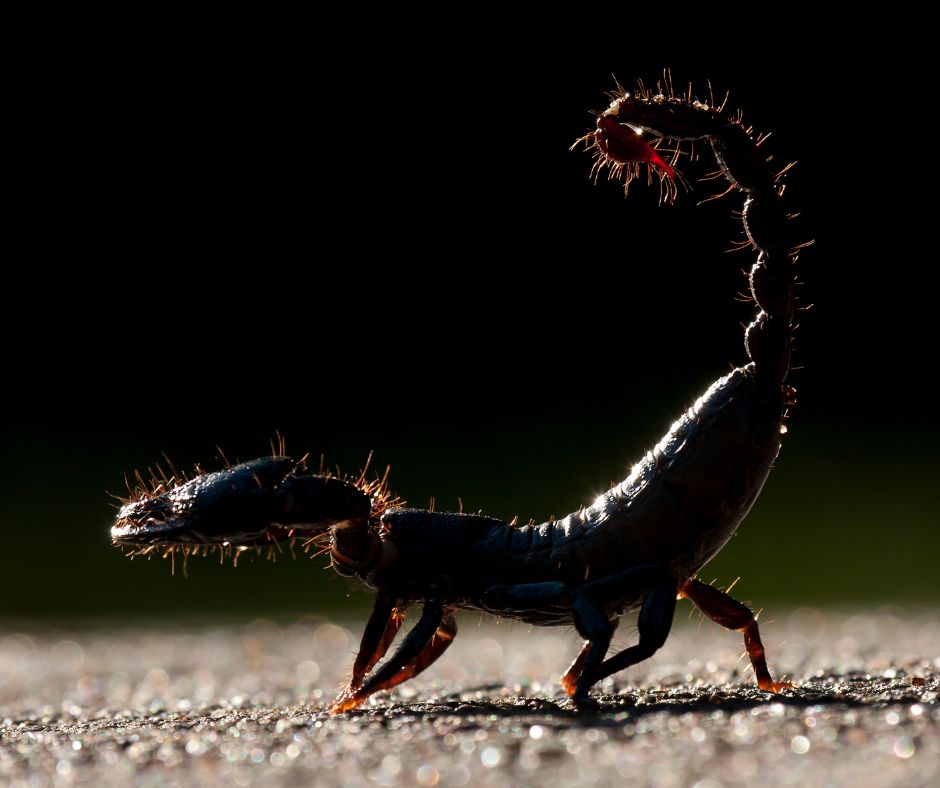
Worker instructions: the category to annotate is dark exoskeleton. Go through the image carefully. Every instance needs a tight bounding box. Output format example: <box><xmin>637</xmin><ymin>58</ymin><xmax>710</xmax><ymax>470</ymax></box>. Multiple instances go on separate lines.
<box><xmin>112</xmin><ymin>78</ymin><xmax>806</xmax><ymax>712</ymax></box>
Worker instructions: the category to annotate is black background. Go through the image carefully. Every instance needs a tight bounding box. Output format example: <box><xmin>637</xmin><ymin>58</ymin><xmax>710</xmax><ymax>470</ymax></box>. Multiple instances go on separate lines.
<box><xmin>3</xmin><ymin>17</ymin><xmax>936</xmax><ymax>618</ymax></box>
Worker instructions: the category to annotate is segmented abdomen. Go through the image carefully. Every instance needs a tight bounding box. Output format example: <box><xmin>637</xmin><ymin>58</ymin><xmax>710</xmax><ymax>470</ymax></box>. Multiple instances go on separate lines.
<box><xmin>463</xmin><ymin>365</ymin><xmax>782</xmax><ymax>594</ymax></box>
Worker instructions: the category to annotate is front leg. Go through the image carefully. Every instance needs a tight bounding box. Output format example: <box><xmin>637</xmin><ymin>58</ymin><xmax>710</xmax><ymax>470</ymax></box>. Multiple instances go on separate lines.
<box><xmin>334</xmin><ymin>610</ymin><xmax>457</xmax><ymax>713</ymax></box>
<box><xmin>330</xmin><ymin>599</ymin><xmax>446</xmax><ymax>714</ymax></box>
<box><xmin>333</xmin><ymin>591</ymin><xmax>408</xmax><ymax>710</ymax></box>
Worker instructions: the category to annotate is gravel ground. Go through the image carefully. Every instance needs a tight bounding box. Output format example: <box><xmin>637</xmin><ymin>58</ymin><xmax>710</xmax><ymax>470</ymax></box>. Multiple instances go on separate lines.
<box><xmin>1</xmin><ymin>608</ymin><xmax>938</xmax><ymax>787</ymax></box>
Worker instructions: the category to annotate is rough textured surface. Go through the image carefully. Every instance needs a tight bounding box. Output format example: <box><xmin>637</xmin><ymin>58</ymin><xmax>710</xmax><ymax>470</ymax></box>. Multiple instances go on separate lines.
<box><xmin>1</xmin><ymin>609</ymin><xmax>938</xmax><ymax>786</ymax></box>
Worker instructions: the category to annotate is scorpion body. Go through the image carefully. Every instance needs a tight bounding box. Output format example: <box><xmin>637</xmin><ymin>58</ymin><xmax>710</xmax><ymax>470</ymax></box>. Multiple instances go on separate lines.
<box><xmin>112</xmin><ymin>78</ymin><xmax>804</xmax><ymax>712</ymax></box>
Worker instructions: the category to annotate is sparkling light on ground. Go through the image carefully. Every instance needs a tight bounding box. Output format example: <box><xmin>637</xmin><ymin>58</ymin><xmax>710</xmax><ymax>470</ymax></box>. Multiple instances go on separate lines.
<box><xmin>1</xmin><ymin>609</ymin><xmax>937</xmax><ymax>786</ymax></box>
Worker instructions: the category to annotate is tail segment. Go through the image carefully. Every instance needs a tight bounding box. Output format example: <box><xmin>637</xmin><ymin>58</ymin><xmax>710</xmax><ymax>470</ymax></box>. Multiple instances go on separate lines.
<box><xmin>709</xmin><ymin>115</ymin><xmax>803</xmax><ymax>389</ymax></box>
<box><xmin>575</xmin><ymin>76</ymin><xmax>807</xmax><ymax>392</ymax></box>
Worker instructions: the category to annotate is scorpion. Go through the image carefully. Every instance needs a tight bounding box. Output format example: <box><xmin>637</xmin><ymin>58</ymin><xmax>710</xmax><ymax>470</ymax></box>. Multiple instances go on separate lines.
<box><xmin>111</xmin><ymin>76</ymin><xmax>806</xmax><ymax>712</ymax></box>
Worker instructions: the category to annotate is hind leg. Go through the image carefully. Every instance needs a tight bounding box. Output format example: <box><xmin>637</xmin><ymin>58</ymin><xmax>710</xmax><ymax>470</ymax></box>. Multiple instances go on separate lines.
<box><xmin>680</xmin><ymin>578</ymin><xmax>790</xmax><ymax>692</ymax></box>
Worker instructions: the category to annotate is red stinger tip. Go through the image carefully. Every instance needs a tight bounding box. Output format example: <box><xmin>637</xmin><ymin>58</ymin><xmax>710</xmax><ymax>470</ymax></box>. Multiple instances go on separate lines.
<box><xmin>595</xmin><ymin>115</ymin><xmax>676</xmax><ymax>179</ymax></box>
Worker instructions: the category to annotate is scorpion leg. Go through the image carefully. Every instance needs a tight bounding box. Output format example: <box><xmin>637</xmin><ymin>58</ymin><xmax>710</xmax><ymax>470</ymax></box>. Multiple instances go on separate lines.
<box><xmin>680</xmin><ymin>578</ymin><xmax>791</xmax><ymax>692</ymax></box>
<box><xmin>341</xmin><ymin>611</ymin><xmax>458</xmax><ymax>704</ymax></box>
<box><xmin>575</xmin><ymin>576</ymin><xmax>678</xmax><ymax>704</ymax></box>
<box><xmin>485</xmin><ymin>565</ymin><xmax>671</xmax><ymax>708</ymax></box>
<box><xmin>560</xmin><ymin>618</ymin><xmax>618</xmax><ymax>697</ymax></box>
<box><xmin>329</xmin><ymin>598</ymin><xmax>445</xmax><ymax>714</ymax></box>
<box><xmin>333</xmin><ymin>592</ymin><xmax>407</xmax><ymax>709</ymax></box>
<box><xmin>568</xmin><ymin>593</ymin><xmax>617</xmax><ymax>709</ymax></box>
<box><xmin>570</xmin><ymin>569</ymin><xmax>678</xmax><ymax>707</ymax></box>
<box><xmin>349</xmin><ymin>593</ymin><xmax>407</xmax><ymax>691</ymax></box>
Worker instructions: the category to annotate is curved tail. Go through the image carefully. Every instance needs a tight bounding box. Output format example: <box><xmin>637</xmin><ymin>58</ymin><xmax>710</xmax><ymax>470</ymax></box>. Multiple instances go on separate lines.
<box><xmin>574</xmin><ymin>77</ymin><xmax>808</xmax><ymax>392</ymax></box>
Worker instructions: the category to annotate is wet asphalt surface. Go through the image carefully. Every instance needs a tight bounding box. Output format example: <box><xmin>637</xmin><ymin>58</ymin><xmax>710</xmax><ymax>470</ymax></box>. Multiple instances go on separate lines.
<box><xmin>1</xmin><ymin>609</ymin><xmax>937</xmax><ymax>786</ymax></box>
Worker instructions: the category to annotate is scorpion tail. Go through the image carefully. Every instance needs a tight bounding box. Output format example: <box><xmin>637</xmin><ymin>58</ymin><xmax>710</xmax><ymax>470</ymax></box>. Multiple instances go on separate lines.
<box><xmin>711</xmin><ymin>124</ymin><xmax>803</xmax><ymax>389</ymax></box>
<box><xmin>574</xmin><ymin>76</ymin><xmax>807</xmax><ymax>392</ymax></box>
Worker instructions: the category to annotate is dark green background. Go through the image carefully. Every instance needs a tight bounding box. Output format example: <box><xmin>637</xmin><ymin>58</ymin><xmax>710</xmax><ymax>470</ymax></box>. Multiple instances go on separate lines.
<box><xmin>3</xmin><ymin>26</ymin><xmax>936</xmax><ymax>621</ymax></box>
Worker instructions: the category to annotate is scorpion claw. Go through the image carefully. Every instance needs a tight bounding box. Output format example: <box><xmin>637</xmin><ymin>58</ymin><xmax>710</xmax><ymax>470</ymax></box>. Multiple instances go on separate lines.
<box><xmin>111</xmin><ymin>457</ymin><xmax>372</xmax><ymax>548</ymax></box>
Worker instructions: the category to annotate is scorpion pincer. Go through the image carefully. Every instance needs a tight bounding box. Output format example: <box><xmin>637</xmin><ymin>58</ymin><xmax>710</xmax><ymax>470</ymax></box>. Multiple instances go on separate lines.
<box><xmin>112</xmin><ymin>76</ymin><xmax>806</xmax><ymax>712</ymax></box>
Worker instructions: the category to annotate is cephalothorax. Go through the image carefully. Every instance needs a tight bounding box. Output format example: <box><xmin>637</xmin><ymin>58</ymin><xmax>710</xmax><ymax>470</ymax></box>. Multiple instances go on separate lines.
<box><xmin>112</xmin><ymin>77</ymin><xmax>805</xmax><ymax>712</ymax></box>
